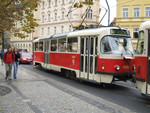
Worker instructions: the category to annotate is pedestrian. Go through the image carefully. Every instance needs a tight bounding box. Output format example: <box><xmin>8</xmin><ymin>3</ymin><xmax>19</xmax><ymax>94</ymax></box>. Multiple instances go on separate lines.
<box><xmin>3</xmin><ymin>47</ymin><xmax>15</xmax><ymax>80</ymax></box>
<box><xmin>1</xmin><ymin>50</ymin><xmax>4</xmax><ymax>65</ymax></box>
<box><xmin>13</xmin><ymin>48</ymin><xmax>20</xmax><ymax>79</ymax></box>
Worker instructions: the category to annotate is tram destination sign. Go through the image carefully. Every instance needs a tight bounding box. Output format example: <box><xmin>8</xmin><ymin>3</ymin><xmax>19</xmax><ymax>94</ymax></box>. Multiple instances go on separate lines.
<box><xmin>110</xmin><ymin>29</ymin><xmax>129</xmax><ymax>36</ymax></box>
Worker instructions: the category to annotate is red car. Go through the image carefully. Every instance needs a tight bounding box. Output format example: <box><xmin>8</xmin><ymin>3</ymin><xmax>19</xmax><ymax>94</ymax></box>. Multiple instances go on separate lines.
<box><xmin>20</xmin><ymin>52</ymin><xmax>33</xmax><ymax>64</ymax></box>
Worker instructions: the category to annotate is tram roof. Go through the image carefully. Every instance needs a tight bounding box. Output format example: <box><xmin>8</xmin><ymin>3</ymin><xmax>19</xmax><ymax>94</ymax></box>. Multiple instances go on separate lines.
<box><xmin>140</xmin><ymin>20</ymin><xmax>150</xmax><ymax>30</ymax></box>
<box><xmin>50</xmin><ymin>27</ymin><xmax>115</xmax><ymax>39</ymax></box>
<box><xmin>34</xmin><ymin>26</ymin><xmax>127</xmax><ymax>42</ymax></box>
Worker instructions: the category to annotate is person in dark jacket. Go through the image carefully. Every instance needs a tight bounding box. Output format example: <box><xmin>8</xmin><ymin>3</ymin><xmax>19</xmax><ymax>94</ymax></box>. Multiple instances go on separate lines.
<box><xmin>13</xmin><ymin>48</ymin><xmax>20</xmax><ymax>79</ymax></box>
<box><xmin>3</xmin><ymin>47</ymin><xmax>15</xmax><ymax>80</ymax></box>
<box><xmin>1</xmin><ymin>50</ymin><xmax>4</xmax><ymax>65</ymax></box>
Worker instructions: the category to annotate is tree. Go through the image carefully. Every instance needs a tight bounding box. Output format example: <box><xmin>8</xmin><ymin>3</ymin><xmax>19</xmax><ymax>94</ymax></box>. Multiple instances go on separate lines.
<box><xmin>0</xmin><ymin>0</ymin><xmax>41</xmax><ymax>38</ymax></box>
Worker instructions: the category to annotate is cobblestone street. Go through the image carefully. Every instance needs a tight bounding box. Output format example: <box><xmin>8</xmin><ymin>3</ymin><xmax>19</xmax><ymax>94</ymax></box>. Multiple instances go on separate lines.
<box><xmin>0</xmin><ymin>63</ymin><xmax>134</xmax><ymax>113</ymax></box>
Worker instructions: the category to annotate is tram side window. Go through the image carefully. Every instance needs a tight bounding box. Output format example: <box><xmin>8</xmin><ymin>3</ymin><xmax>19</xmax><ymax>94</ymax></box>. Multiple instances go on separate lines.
<box><xmin>39</xmin><ymin>42</ymin><xmax>43</xmax><ymax>51</ymax></box>
<box><xmin>58</xmin><ymin>38</ymin><xmax>66</xmax><ymax>52</ymax></box>
<box><xmin>35</xmin><ymin>42</ymin><xmax>38</xmax><ymax>51</ymax></box>
<box><xmin>51</xmin><ymin>40</ymin><xmax>57</xmax><ymax>51</ymax></box>
<box><xmin>67</xmin><ymin>38</ymin><xmax>78</xmax><ymax>52</ymax></box>
<box><xmin>101</xmin><ymin>37</ymin><xmax>111</xmax><ymax>54</ymax></box>
<box><xmin>136</xmin><ymin>31</ymin><xmax>144</xmax><ymax>54</ymax></box>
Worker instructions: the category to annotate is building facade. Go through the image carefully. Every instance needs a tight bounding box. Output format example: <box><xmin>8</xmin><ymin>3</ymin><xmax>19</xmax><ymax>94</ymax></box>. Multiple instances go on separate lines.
<box><xmin>39</xmin><ymin>0</ymin><xmax>100</xmax><ymax>38</ymax></box>
<box><xmin>116</xmin><ymin>0</ymin><xmax>150</xmax><ymax>48</ymax></box>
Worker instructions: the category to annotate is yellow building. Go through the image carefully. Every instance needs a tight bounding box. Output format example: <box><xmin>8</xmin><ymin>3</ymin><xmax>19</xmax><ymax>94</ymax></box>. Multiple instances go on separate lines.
<box><xmin>116</xmin><ymin>0</ymin><xmax>150</xmax><ymax>48</ymax></box>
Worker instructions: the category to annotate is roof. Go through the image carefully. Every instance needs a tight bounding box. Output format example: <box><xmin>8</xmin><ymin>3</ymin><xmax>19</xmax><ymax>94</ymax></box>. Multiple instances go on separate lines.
<box><xmin>33</xmin><ymin>26</ymin><xmax>128</xmax><ymax>42</ymax></box>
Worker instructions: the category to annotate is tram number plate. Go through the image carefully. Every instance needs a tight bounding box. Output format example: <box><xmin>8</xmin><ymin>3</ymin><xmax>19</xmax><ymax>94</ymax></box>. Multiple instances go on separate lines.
<box><xmin>123</xmin><ymin>65</ymin><xmax>129</xmax><ymax>69</ymax></box>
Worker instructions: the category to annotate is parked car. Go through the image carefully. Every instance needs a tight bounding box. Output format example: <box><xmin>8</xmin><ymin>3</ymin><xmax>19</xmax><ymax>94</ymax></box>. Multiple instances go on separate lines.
<box><xmin>18</xmin><ymin>49</ymin><xmax>28</xmax><ymax>53</ymax></box>
<box><xmin>20</xmin><ymin>52</ymin><xmax>33</xmax><ymax>64</ymax></box>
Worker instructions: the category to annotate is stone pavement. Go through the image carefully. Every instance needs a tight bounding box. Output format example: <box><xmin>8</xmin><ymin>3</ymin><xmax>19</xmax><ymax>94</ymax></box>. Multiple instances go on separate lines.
<box><xmin>0</xmin><ymin>63</ymin><xmax>133</xmax><ymax>113</ymax></box>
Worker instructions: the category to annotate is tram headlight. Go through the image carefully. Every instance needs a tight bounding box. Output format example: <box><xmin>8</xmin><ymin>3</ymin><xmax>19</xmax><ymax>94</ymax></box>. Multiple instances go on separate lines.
<box><xmin>115</xmin><ymin>65</ymin><xmax>120</xmax><ymax>71</ymax></box>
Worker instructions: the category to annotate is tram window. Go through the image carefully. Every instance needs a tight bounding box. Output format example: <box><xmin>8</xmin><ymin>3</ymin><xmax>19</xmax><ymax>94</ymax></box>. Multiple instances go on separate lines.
<box><xmin>67</xmin><ymin>38</ymin><xmax>78</xmax><ymax>52</ymax></box>
<box><xmin>35</xmin><ymin>42</ymin><xmax>38</xmax><ymax>51</ymax></box>
<box><xmin>95</xmin><ymin>37</ymin><xmax>98</xmax><ymax>55</ymax></box>
<box><xmin>90</xmin><ymin>56</ymin><xmax>93</xmax><ymax>74</ymax></box>
<box><xmin>85</xmin><ymin>56</ymin><xmax>88</xmax><ymax>72</ymax></box>
<box><xmin>81</xmin><ymin>38</ymin><xmax>84</xmax><ymax>54</ymax></box>
<box><xmin>51</xmin><ymin>40</ymin><xmax>57</xmax><ymax>51</ymax></box>
<box><xmin>136</xmin><ymin>31</ymin><xmax>144</xmax><ymax>54</ymax></box>
<box><xmin>90</xmin><ymin>38</ymin><xmax>94</xmax><ymax>55</ymax></box>
<box><xmin>39</xmin><ymin>42</ymin><xmax>43</xmax><ymax>51</ymax></box>
<box><xmin>58</xmin><ymin>38</ymin><xmax>66</xmax><ymax>52</ymax></box>
<box><xmin>101</xmin><ymin>36</ymin><xmax>134</xmax><ymax>54</ymax></box>
<box><xmin>101</xmin><ymin>37</ymin><xmax>111</xmax><ymax>54</ymax></box>
<box><xmin>80</xmin><ymin>56</ymin><xmax>84</xmax><ymax>72</ymax></box>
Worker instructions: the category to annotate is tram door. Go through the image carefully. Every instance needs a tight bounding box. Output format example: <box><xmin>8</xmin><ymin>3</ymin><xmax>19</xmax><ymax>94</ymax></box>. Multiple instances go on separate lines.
<box><xmin>146</xmin><ymin>30</ymin><xmax>150</xmax><ymax>93</ymax></box>
<box><xmin>44</xmin><ymin>41</ymin><xmax>50</xmax><ymax>68</ymax></box>
<box><xmin>80</xmin><ymin>36</ymin><xmax>97</xmax><ymax>80</ymax></box>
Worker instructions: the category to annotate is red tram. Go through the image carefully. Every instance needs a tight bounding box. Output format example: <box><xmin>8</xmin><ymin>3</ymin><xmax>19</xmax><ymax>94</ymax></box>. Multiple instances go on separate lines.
<box><xmin>134</xmin><ymin>21</ymin><xmax>150</xmax><ymax>96</ymax></box>
<box><xmin>33</xmin><ymin>27</ymin><xmax>135</xmax><ymax>84</ymax></box>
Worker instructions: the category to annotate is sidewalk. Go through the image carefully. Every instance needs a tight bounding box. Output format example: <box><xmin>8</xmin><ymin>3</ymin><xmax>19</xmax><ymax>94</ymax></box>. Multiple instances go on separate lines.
<box><xmin>0</xmin><ymin>63</ymin><xmax>133</xmax><ymax>113</ymax></box>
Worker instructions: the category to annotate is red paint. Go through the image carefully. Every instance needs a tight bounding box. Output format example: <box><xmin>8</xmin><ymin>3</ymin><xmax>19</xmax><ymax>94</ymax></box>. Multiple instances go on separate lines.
<box><xmin>97</xmin><ymin>56</ymin><xmax>135</xmax><ymax>73</ymax></box>
<box><xmin>34</xmin><ymin>52</ymin><xmax>44</xmax><ymax>63</ymax></box>
<box><xmin>50</xmin><ymin>53</ymin><xmax>80</xmax><ymax>70</ymax></box>
<box><xmin>134</xmin><ymin>56</ymin><xmax>147</xmax><ymax>81</ymax></box>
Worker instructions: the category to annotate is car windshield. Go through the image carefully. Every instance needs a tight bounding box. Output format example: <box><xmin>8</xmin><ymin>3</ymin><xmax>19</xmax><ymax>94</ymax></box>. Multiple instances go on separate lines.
<box><xmin>22</xmin><ymin>53</ymin><xmax>32</xmax><ymax>57</ymax></box>
<box><xmin>101</xmin><ymin>36</ymin><xmax>135</xmax><ymax>55</ymax></box>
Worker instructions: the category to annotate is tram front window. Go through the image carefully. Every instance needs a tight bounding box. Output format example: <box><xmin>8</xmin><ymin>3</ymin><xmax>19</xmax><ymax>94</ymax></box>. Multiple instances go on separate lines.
<box><xmin>101</xmin><ymin>36</ymin><xmax>134</xmax><ymax>54</ymax></box>
<box><xmin>136</xmin><ymin>31</ymin><xmax>144</xmax><ymax>54</ymax></box>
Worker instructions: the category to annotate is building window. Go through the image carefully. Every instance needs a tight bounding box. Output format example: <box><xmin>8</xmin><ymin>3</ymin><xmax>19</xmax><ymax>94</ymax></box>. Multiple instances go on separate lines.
<box><xmin>61</xmin><ymin>26</ymin><xmax>64</xmax><ymax>33</ymax></box>
<box><xmin>55</xmin><ymin>13</ymin><xmax>57</xmax><ymax>20</ymax></box>
<box><xmin>69</xmin><ymin>0</ymin><xmax>73</xmax><ymax>3</ymax></box>
<box><xmin>69</xmin><ymin>10</ymin><xmax>72</xmax><ymax>18</ymax></box>
<box><xmin>55</xmin><ymin>0</ymin><xmax>57</xmax><ymax>6</ymax></box>
<box><xmin>133</xmin><ymin>28</ymin><xmax>139</xmax><ymax>38</ymax></box>
<box><xmin>42</xmin><ymin>1</ymin><xmax>45</xmax><ymax>9</ymax></box>
<box><xmin>87</xmin><ymin>9</ymin><xmax>92</xmax><ymax>18</ymax></box>
<box><xmin>62</xmin><ymin>0</ymin><xmax>65</xmax><ymax>4</ymax></box>
<box><xmin>123</xmin><ymin>8</ymin><xmax>128</xmax><ymax>18</ymax></box>
<box><xmin>42</xmin><ymin>15</ymin><xmax>44</xmax><ymax>22</ymax></box>
<box><xmin>48</xmin><ymin>14</ymin><xmax>50</xmax><ymax>21</ymax></box>
<box><xmin>134</xmin><ymin>8</ymin><xmax>140</xmax><ymax>17</ymax></box>
<box><xmin>48</xmin><ymin>27</ymin><xmax>50</xmax><ymax>35</ymax></box>
<box><xmin>48</xmin><ymin>0</ymin><xmax>51</xmax><ymax>8</ymax></box>
<box><xmin>54</xmin><ymin>26</ymin><xmax>56</xmax><ymax>34</ymax></box>
<box><xmin>69</xmin><ymin>25</ymin><xmax>72</xmax><ymax>32</ymax></box>
<box><xmin>146</xmin><ymin>7</ymin><xmax>150</xmax><ymax>17</ymax></box>
<box><xmin>62</xmin><ymin>11</ymin><xmax>64</xmax><ymax>19</ymax></box>
<box><xmin>42</xmin><ymin>28</ymin><xmax>44</xmax><ymax>35</ymax></box>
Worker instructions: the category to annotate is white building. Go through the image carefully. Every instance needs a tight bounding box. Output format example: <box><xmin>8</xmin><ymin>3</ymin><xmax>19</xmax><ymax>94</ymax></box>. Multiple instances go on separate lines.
<box><xmin>39</xmin><ymin>0</ymin><xmax>100</xmax><ymax>38</ymax></box>
<box><xmin>10</xmin><ymin>0</ymin><xmax>100</xmax><ymax>51</ymax></box>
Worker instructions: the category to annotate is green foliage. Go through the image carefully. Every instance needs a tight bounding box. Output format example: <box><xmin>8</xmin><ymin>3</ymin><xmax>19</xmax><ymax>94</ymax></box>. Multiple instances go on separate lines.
<box><xmin>73</xmin><ymin>0</ymin><xmax>93</xmax><ymax>8</ymax></box>
<box><xmin>0</xmin><ymin>0</ymin><xmax>41</xmax><ymax>38</ymax></box>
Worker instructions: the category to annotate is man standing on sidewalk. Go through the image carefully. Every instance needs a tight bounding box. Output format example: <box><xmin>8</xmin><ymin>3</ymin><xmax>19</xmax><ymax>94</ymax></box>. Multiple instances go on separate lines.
<box><xmin>3</xmin><ymin>47</ymin><xmax>15</xmax><ymax>80</ymax></box>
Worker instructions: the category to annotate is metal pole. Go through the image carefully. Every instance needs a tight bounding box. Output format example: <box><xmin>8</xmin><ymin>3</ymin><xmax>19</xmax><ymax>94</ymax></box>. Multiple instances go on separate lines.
<box><xmin>2</xmin><ymin>32</ymin><xmax>4</xmax><ymax>52</ymax></box>
<box><xmin>105</xmin><ymin>0</ymin><xmax>110</xmax><ymax>26</ymax></box>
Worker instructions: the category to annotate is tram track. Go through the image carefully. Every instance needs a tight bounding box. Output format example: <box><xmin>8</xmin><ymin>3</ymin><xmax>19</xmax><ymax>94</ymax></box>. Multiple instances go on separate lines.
<box><xmin>7</xmin><ymin>64</ymin><xmax>149</xmax><ymax>113</ymax></box>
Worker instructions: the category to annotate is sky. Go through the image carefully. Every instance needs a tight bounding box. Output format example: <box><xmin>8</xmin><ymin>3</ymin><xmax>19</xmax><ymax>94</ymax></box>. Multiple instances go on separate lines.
<box><xmin>100</xmin><ymin>0</ymin><xmax>116</xmax><ymax>26</ymax></box>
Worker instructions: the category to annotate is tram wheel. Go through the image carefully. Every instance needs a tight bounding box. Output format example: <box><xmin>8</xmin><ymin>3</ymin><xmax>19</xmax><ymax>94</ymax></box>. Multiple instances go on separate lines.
<box><xmin>65</xmin><ymin>70</ymin><xmax>71</xmax><ymax>78</ymax></box>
